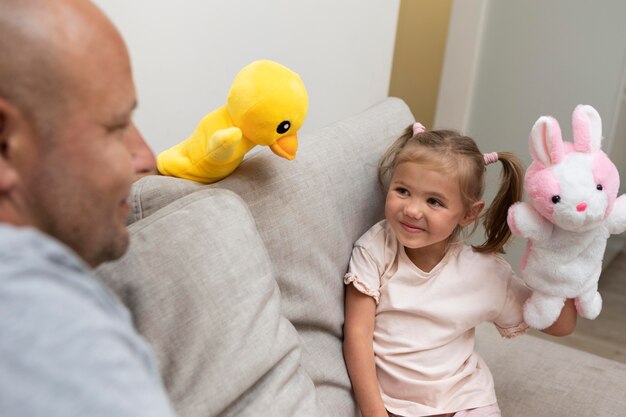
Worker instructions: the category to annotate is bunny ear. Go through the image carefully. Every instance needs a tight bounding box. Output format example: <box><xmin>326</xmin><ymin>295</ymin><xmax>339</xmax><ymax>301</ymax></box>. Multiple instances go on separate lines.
<box><xmin>572</xmin><ymin>104</ymin><xmax>602</xmax><ymax>153</ymax></box>
<box><xmin>529</xmin><ymin>115</ymin><xmax>564</xmax><ymax>166</ymax></box>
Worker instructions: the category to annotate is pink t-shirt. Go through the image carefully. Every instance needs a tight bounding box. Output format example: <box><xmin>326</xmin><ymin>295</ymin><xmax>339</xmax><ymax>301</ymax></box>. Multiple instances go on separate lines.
<box><xmin>344</xmin><ymin>220</ymin><xmax>529</xmax><ymax>416</ymax></box>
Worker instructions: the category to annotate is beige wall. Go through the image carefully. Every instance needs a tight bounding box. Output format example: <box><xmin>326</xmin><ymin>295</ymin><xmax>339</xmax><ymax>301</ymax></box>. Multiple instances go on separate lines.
<box><xmin>389</xmin><ymin>0</ymin><xmax>452</xmax><ymax>128</ymax></box>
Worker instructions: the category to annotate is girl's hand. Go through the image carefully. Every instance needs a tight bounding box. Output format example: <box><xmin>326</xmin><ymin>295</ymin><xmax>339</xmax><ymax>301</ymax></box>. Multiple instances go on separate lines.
<box><xmin>540</xmin><ymin>298</ymin><xmax>577</xmax><ymax>336</ymax></box>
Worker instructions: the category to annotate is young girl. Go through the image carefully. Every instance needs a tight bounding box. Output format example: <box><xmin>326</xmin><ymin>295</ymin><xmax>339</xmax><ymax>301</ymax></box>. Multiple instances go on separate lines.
<box><xmin>343</xmin><ymin>123</ymin><xmax>577</xmax><ymax>417</ymax></box>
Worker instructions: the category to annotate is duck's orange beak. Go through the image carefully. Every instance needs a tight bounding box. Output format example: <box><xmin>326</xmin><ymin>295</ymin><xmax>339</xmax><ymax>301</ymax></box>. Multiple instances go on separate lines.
<box><xmin>269</xmin><ymin>134</ymin><xmax>298</xmax><ymax>160</ymax></box>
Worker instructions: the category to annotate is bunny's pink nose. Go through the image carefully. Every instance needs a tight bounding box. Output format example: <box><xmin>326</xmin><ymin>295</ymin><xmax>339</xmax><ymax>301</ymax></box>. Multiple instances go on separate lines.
<box><xmin>576</xmin><ymin>202</ymin><xmax>588</xmax><ymax>212</ymax></box>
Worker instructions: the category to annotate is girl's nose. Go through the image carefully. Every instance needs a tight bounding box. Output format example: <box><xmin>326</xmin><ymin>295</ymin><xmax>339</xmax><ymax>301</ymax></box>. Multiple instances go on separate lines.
<box><xmin>404</xmin><ymin>201</ymin><xmax>423</xmax><ymax>218</ymax></box>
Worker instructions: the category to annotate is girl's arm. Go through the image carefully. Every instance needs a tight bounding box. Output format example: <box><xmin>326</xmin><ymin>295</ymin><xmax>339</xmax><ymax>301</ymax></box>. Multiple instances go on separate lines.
<box><xmin>540</xmin><ymin>298</ymin><xmax>577</xmax><ymax>336</ymax></box>
<box><xmin>343</xmin><ymin>285</ymin><xmax>388</xmax><ymax>417</ymax></box>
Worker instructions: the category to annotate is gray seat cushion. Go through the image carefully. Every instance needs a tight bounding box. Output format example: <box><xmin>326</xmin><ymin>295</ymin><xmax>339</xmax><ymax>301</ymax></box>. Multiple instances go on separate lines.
<box><xmin>476</xmin><ymin>324</ymin><xmax>626</xmax><ymax>416</ymax></box>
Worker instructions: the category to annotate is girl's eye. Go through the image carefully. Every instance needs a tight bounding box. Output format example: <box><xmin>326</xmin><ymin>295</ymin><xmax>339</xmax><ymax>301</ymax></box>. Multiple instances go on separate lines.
<box><xmin>395</xmin><ymin>187</ymin><xmax>410</xmax><ymax>196</ymax></box>
<box><xmin>427</xmin><ymin>198</ymin><xmax>443</xmax><ymax>207</ymax></box>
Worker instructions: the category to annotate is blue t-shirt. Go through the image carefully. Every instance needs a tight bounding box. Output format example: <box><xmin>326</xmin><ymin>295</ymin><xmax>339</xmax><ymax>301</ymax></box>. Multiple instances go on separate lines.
<box><xmin>0</xmin><ymin>225</ymin><xmax>176</xmax><ymax>417</ymax></box>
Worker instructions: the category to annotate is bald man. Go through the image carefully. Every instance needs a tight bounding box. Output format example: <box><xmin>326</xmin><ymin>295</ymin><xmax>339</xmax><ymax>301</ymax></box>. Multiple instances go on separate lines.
<box><xmin>0</xmin><ymin>1</ymin><xmax>175</xmax><ymax>416</ymax></box>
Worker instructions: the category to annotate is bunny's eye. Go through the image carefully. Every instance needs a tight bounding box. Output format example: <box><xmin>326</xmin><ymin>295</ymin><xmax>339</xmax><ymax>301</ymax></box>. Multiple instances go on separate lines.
<box><xmin>551</xmin><ymin>195</ymin><xmax>561</xmax><ymax>204</ymax></box>
<box><xmin>597</xmin><ymin>184</ymin><xmax>603</xmax><ymax>191</ymax></box>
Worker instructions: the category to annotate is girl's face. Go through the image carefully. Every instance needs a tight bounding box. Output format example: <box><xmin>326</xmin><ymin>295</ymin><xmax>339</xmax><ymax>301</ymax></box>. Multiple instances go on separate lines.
<box><xmin>385</xmin><ymin>161</ymin><xmax>478</xmax><ymax>268</ymax></box>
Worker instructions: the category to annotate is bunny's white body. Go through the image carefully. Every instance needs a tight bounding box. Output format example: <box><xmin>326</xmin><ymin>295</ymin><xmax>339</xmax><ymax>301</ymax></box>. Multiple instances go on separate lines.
<box><xmin>507</xmin><ymin>105</ymin><xmax>626</xmax><ymax>329</ymax></box>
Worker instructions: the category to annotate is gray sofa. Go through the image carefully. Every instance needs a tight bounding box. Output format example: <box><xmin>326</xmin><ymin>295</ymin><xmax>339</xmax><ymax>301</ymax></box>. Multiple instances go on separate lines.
<box><xmin>97</xmin><ymin>98</ymin><xmax>626</xmax><ymax>417</ymax></box>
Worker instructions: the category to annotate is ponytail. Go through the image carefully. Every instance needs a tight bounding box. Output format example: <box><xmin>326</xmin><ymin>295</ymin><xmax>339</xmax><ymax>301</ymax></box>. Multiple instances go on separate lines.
<box><xmin>472</xmin><ymin>152</ymin><xmax>524</xmax><ymax>254</ymax></box>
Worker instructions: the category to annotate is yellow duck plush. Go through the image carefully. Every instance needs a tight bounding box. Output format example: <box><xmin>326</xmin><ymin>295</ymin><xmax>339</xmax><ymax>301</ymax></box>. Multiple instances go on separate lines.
<box><xmin>157</xmin><ymin>60</ymin><xmax>308</xmax><ymax>184</ymax></box>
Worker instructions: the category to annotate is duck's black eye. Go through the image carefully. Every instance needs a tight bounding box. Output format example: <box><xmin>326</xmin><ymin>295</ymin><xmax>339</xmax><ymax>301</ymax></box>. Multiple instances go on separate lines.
<box><xmin>597</xmin><ymin>184</ymin><xmax>603</xmax><ymax>191</ymax></box>
<box><xmin>276</xmin><ymin>121</ymin><xmax>291</xmax><ymax>134</ymax></box>
<box><xmin>551</xmin><ymin>195</ymin><xmax>561</xmax><ymax>204</ymax></box>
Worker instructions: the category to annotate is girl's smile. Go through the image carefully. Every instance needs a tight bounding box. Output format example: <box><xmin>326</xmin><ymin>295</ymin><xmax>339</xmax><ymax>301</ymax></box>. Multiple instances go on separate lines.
<box><xmin>399</xmin><ymin>221</ymin><xmax>426</xmax><ymax>233</ymax></box>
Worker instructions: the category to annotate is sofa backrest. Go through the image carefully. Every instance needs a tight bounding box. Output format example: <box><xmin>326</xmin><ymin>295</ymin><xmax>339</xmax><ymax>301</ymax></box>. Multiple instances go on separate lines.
<box><xmin>98</xmin><ymin>97</ymin><xmax>415</xmax><ymax>416</ymax></box>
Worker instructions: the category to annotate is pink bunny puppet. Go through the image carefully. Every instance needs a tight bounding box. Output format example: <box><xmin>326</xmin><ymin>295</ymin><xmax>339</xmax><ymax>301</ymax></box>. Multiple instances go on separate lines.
<box><xmin>507</xmin><ymin>105</ymin><xmax>626</xmax><ymax>329</ymax></box>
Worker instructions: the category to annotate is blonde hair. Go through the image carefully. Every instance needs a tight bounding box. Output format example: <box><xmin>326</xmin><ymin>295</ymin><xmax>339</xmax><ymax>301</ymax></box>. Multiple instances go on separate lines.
<box><xmin>378</xmin><ymin>125</ymin><xmax>524</xmax><ymax>254</ymax></box>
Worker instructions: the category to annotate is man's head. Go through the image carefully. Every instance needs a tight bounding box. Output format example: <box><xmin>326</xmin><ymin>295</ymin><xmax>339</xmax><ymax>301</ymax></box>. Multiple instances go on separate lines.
<box><xmin>0</xmin><ymin>0</ymin><xmax>142</xmax><ymax>267</ymax></box>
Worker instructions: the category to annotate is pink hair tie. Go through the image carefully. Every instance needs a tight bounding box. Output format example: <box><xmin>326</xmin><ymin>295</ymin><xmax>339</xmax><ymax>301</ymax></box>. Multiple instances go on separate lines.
<box><xmin>412</xmin><ymin>122</ymin><xmax>426</xmax><ymax>136</ymax></box>
<box><xmin>483</xmin><ymin>152</ymin><xmax>499</xmax><ymax>165</ymax></box>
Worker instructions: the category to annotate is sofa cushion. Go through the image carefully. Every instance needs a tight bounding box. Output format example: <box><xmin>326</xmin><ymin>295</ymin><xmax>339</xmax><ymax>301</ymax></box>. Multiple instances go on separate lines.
<box><xmin>97</xmin><ymin>189</ymin><xmax>321</xmax><ymax>417</ymax></box>
<box><xmin>125</xmin><ymin>97</ymin><xmax>415</xmax><ymax>416</ymax></box>
<box><xmin>476</xmin><ymin>324</ymin><xmax>626</xmax><ymax>416</ymax></box>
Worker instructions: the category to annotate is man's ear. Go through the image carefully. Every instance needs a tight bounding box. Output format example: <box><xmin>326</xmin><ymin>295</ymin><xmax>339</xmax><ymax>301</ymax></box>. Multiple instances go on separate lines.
<box><xmin>0</xmin><ymin>115</ymin><xmax>6</xmax><ymax>154</ymax></box>
<box><xmin>0</xmin><ymin>106</ymin><xmax>7</xmax><ymax>155</ymax></box>
<box><xmin>0</xmin><ymin>98</ymin><xmax>19</xmax><ymax>193</ymax></box>
<box><xmin>460</xmin><ymin>200</ymin><xmax>485</xmax><ymax>227</ymax></box>
<box><xmin>0</xmin><ymin>97</ymin><xmax>15</xmax><ymax>159</ymax></box>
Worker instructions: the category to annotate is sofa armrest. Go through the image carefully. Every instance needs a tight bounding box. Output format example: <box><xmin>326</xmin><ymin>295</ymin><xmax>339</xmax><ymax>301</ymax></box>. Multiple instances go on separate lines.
<box><xmin>476</xmin><ymin>324</ymin><xmax>626</xmax><ymax>416</ymax></box>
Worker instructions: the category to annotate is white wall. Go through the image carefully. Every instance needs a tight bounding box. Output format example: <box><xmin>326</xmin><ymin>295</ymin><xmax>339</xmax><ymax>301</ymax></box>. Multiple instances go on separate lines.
<box><xmin>93</xmin><ymin>0</ymin><xmax>400</xmax><ymax>154</ymax></box>
<box><xmin>468</xmin><ymin>1</ymin><xmax>626</xmax><ymax>158</ymax></box>
<box><xmin>438</xmin><ymin>0</ymin><xmax>626</xmax><ymax>268</ymax></box>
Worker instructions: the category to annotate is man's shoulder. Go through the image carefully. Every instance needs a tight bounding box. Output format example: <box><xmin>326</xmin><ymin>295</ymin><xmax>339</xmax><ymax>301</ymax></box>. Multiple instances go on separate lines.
<box><xmin>0</xmin><ymin>224</ymin><xmax>87</xmax><ymax>273</ymax></box>
<box><xmin>0</xmin><ymin>224</ymin><xmax>127</xmax><ymax>335</ymax></box>
<box><xmin>2</xmin><ymin>225</ymin><xmax>98</xmax><ymax>293</ymax></box>
<box><xmin>0</xmin><ymin>227</ymin><xmax>174</xmax><ymax>417</ymax></box>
